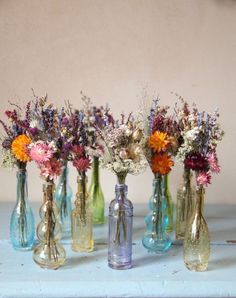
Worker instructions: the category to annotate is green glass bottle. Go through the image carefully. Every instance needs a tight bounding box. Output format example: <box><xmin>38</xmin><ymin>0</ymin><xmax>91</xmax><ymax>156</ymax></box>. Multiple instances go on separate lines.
<box><xmin>164</xmin><ymin>174</ymin><xmax>174</xmax><ymax>234</ymax></box>
<box><xmin>89</xmin><ymin>156</ymin><xmax>105</xmax><ymax>224</ymax></box>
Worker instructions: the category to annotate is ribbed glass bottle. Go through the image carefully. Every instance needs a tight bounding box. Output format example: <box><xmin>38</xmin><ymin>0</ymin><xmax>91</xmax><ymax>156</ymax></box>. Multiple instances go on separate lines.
<box><xmin>71</xmin><ymin>174</ymin><xmax>94</xmax><ymax>252</ymax></box>
<box><xmin>108</xmin><ymin>183</ymin><xmax>133</xmax><ymax>270</ymax></box>
<box><xmin>176</xmin><ymin>168</ymin><xmax>195</xmax><ymax>240</ymax></box>
<box><xmin>183</xmin><ymin>187</ymin><xmax>210</xmax><ymax>271</ymax></box>
<box><xmin>10</xmin><ymin>167</ymin><xmax>35</xmax><ymax>250</ymax></box>
<box><xmin>89</xmin><ymin>156</ymin><xmax>105</xmax><ymax>225</ymax></box>
<box><xmin>55</xmin><ymin>162</ymin><xmax>72</xmax><ymax>237</ymax></box>
<box><xmin>142</xmin><ymin>174</ymin><xmax>172</xmax><ymax>253</ymax></box>
<box><xmin>33</xmin><ymin>181</ymin><xmax>66</xmax><ymax>269</ymax></box>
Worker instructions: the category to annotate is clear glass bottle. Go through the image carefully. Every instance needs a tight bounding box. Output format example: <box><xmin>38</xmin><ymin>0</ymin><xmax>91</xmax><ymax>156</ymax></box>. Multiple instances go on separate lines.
<box><xmin>184</xmin><ymin>187</ymin><xmax>210</xmax><ymax>271</ymax></box>
<box><xmin>33</xmin><ymin>181</ymin><xmax>66</xmax><ymax>269</ymax></box>
<box><xmin>71</xmin><ymin>174</ymin><xmax>94</xmax><ymax>252</ymax></box>
<box><xmin>55</xmin><ymin>162</ymin><xmax>72</xmax><ymax>237</ymax></box>
<box><xmin>10</xmin><ymin>167</ymin><xmax>35</xmax><ymax>251</ymax></box>
<box><xmin>108</xmin><ymin>183</ymin><xmax>133</xmax><ymax>270</ymax></box>
<box><xmin>89</xmin><ymin>156</ymin><xmax>105</xmax><ymax>224</ymax></box>
<box><xmin>164</xmin><ymin>174</ymin><xmax>174</xmax><ymax>234</ymax></box>
<box><xmin>176</xmin><ymin>168</ymin><xmax>195</xmax><ymax>240</ymax></box>
<box><xmin>142</xmin><ymin>174</ymin><xmax>172</xmax><ymax>253</ymax></box>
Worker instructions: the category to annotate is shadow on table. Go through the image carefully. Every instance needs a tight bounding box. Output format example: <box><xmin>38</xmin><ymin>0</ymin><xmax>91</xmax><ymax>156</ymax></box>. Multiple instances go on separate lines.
<box><xmin>209</xmin><ymin>256</ymin><xmax>236</xmax><ymax>271</ymax></box>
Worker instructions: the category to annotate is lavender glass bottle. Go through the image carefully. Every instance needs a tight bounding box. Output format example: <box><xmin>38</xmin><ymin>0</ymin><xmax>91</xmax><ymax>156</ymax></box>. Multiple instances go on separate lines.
<box><xmin>108</xmin><ymin>183</ymin><xmax>133</xmax><ymax>270</ymax></box>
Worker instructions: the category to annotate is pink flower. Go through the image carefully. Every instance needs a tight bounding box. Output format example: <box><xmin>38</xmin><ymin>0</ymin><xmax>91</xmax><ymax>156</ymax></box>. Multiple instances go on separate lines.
<box><xmin>40</xmin><ymin>158</ymin><xmax>62</xmax><ymax>180</ymax></box>
<box><xmin>72</xmin><ymin>145</ymin><xmax>85</xmax><ymax>156</ymax></box>
<box><xmin>29</xmin><ymin>141</ymin><xmax>55</xmax><ymax>164</ymax></box>
<box><xmin>73</xmin><ymin>157</ymin><xmax>91</xmax><ymax>172</ymax></box>
<box><xmin>208</xmin><ymin>152</ymin><xmax>221</xmax><ymax>174</ymax></box>
<box><xmin>197</xmin><ymin>172</ymin><xmax>211</xmax><ymax>187</ymax></box>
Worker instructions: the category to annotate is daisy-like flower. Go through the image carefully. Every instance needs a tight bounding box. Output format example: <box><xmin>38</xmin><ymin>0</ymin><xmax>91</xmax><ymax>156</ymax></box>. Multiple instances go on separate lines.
<box><xmin>196</xmin><ymin>171</ymin><xmax>211</xmax><ymax>187</ymax></box>
<box><xmin>11</xmin><ymin>134</ymin><xmax>31</xmax><ymax>163</ymax></box>
<box><xmin>73</xmin><ymin>157</ymin><xmax>91</xmax><ymax>172</ymax></box>
<box><xmin>151</xmin><ymin>153</ymin><xmax>174</xmax><ymax>175</ymax></box>
<box><xmin>40</xmin><ymin>158</ymin><xmax>62</xmax><ymax>180</ymax></box>
<box><xmin>184</xmin><ymin>153</ymin><xmax>208</xmax><ymax>171</ymax></box>
<box><xmin>148</xmin><ymin>131</ymin><xmax>170</xmax><ymax>153</ymax></box>
<box><xmin>29</xmin><ymin>141</ymin><xmax>56</xmax><ymax>164</ymax></box>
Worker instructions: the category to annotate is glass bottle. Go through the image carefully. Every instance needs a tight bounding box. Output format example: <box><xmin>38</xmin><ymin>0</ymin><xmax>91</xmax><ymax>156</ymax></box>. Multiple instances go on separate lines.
<box><xmin>89</xmin><ymin>156</ymin><xmax>105</xmax><ymax>224</ymax></box>
<box><xmin>108</xmin><ymin>183</ymin><xmax>133</xmax><ymax>270</ymax></box>
<box><xmin>33</xmin><ymin>181</ymin><xmax>66</xmax><ymax>269</ymax></box>
<box><xmin>142</xmin><ymin>174</ymin><xmax>172</xmax><ymax>253</ymax></box>
<box><xmin>164</xmin><ymin>174</ymin><xmax>174</xmax><ymax>234</ymax></box>
<box><xmin>183</xmin><ymin>187</ymin><xmax>210</xmax><ymax>271</ymax></box>
<box><xmin>71</xmin><ymin>174</ymin><xmax>94</xmax><ymax>252</ymax></box>
<box><xmin>10</xmin><ymin>167</ymin><xmax>35</xmax><ymax>250</ymax></box>
<box><xmin>55</xmin><ymin>162</ymin><xmax>72</xmax><ymax>237</ymax></box>
<box><xmin>176</xmin><ymin>168</ymin><xmax>195</xmax><ymax>240</ymax></box>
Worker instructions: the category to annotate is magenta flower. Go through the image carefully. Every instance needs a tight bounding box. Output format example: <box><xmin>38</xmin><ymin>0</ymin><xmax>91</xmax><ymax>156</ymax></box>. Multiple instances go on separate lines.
<box><xmin>197</xmin><ymin>172</ymin><xmax>212</xmax><ymax>187</ymax></box>
<box><xmin>29</xmin><ymin>141</ymin><xmax>55</xmax><ymax>164</ymax></box>
<box><xmin>208</xmin><ymin>152</ymin><xmax>221</xmax><ymax>174</ymax></box>
<box><xmin>40</xmin><ymin>158</ymin><xmax>62</xmax><ymax>180</ymax></box>
<box><xmin>72</xmin><ymin>145</ymin><xmax>85</xmax><ymax>156</ymax></box>
<box><xmin>184</xmin><ymin>153</ymin><xmax>209</xmax><ymax>171</ymax></box>
<box><xmin>73</xmin><ymin>157</ymin><xmax>91</xmax><ymax>172</ymax></box>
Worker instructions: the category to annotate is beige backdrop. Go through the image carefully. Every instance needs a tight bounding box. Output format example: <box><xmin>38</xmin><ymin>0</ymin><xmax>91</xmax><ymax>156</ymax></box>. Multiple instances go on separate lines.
<box><xmin>0</xmin><ymin>0</ymin><xmax>234</xmax><ymax>204</ymax></box>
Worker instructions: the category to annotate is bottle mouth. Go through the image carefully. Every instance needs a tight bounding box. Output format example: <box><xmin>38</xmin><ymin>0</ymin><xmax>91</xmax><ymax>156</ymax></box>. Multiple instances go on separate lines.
<box><xmin>115</xmin><ymin>184</ymin><xmax>128</xmax><ymax>191</ymax></box>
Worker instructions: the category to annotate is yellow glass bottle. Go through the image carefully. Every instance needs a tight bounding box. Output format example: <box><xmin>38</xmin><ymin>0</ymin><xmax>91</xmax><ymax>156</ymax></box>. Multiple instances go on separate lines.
<box><xmin>183</xmin><ymin>187</ymin><xmax>210</xmax><ymax>271</ymax></box>
<box><xmin>33</xmin><ymin>181</ymin><xmax>66</xmax><ymax>269</ymax></box>
<box><xmin>71</xmin><ymin>174</ymin><xmax>94</xmax><ymax>252</ymax></box>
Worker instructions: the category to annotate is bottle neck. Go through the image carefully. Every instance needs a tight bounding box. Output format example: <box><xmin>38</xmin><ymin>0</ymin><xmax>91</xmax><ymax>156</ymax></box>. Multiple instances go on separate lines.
<box><xmin>91</xmin><ymin>156</ymin><xmax>99</xmax><ymax>185</ymax></box>
<box><xmin>195</xmin><ymin>186</ymin><xmax>205</xmax><ymax>215</ymax></box>
<box><xmin>43</xmin><ymin>181</ymin><xmax>55</xmax><ymax>202</ymax></box>
<box><xmin>16</xmin><ymin>169</ymin><xmax>28</xmax><ymax>204</ymax></box>
<box><xmin>115</xmin><ymin>184</ymin><xmax>128</xmax><ymax>202</ymax></box>
<box><xmin>183</xmin><ymin>168</ymin><xmax>192</xmax><ymax>189</ymax></box>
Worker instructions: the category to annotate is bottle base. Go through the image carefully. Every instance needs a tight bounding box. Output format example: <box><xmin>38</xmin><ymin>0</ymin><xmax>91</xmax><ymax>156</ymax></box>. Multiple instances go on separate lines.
<box><xmin>12</xmin><ymin>245</ymin><xmax>34</xmax><ymax>251</ymax></box>
<box><xmin>108</xmin><ymin>262</ymin><xmax>132</xmax><ymax>270</ymax></box>
<box><xmin>71</xmin><ymin>243</ymin><xmax>94</xmax><ymax>253</ymax></box>
<box><xmin>185</xmin><ymin>261</ymin><xmax>208</xmax><ymax>272</ymax></box>
<box><xmin>142</xmin><ymin>236</ymin><xmax>172</xmax><ymax>253</ymax></box>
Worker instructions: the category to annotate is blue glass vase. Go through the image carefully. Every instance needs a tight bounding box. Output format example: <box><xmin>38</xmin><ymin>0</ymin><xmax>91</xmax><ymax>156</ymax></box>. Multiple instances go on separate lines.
<box><xmin>142</xmin><ymin>173</ymin><xmax>172</xmax><ymax>253</ymax></box>
<box><xmin>55</xmin><ymin>163</ymin><xmax>72</xmax><ymax>237</ymax></box>
<box><xmin>10</xmin><ymin>167</ymin><xmax>35</xmax><ymax>250</ymax></box>
<box><xmin>108</xmin><ymin>183</ymin><xmax>133</xmax><ymax>270</ymax></box>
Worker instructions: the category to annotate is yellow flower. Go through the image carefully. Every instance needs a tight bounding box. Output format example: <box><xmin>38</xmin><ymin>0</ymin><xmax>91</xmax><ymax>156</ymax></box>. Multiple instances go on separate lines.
<box><xmin>11</xmin><ymin>134</ymin><xmax>31</xmax><ymax>162</ymax></box>
<box><xmin>148</xmin><ymin>131</ymin><xmax>170</xmax><ymax>153</ymax></box>
<box><xmin>151</xmin><ymin>153</ymin><xmax>174</xmax><ymax>175</ymax></box>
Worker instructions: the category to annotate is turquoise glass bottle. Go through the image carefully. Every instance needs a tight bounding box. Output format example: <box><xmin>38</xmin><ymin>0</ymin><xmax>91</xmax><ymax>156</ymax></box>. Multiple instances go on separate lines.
<box><xmin>10</xmin><ymin>167</ymin><xmax>35</xmax><ymax>250</ymax></box>
<box><xmin>55</xmin><ymin>162</ymin><xmax>72</xmax><ymax>237</ymax></box>
<box><xmin>142</xmin><ymin>173</ymin><xmax>172</xmax><ymax>253</ymax></box>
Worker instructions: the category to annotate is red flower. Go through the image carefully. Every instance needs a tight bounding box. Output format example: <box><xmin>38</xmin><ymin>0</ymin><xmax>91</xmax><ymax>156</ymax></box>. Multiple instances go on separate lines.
<box><xmin>184</xmin><ymin>153</ymin><xmax>209</xmax><ymax>171</ymax></box>
<box><xmin>73</xmin><ymin>157</ymin><xmax>91</xmax><ymax>172</ymax></box>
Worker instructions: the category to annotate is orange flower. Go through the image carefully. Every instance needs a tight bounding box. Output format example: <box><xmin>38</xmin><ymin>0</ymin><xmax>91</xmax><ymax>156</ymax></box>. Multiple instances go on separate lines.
<box><xmin>151</xmin><ymin>153</ymin><xmax>174</xmax><ymax>175</ymax></box>
<box><xmin>148</xmin><ymin>131</ymin><xmax>170</xmax><ymax>153</ymax></box>
<box><xmin>11</xmin><ymin>134</ymin><xmax>31</xmax><ymax>162</ymax></box>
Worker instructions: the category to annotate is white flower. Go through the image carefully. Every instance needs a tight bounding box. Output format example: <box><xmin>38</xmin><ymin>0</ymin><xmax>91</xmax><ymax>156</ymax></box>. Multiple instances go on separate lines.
<box><xmin>185</xmin><ymin>127</ymin><xmax>199</xmax><ymax>141</ymax></box>
<box><xmin>30</xmin><ymin>120</ymin><xmax>40</xmax><ymax>128</ymax></box>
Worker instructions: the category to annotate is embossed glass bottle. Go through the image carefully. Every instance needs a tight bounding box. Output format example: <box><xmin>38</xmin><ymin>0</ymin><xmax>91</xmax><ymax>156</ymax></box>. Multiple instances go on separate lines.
<box><xmin>142</xmin><ymin>174</ymin><xmax>172</xmax><ymax>253</ymax></box>
<box><xmin>176</xmin><ymin>168</ymin><xmax>195</xmax><ymax>240</ymax></box>
<box><xmin>71</xmin><ymin>175</ymin><xmax>94</xmax><ymax>252</ymax></box>
<box><xmin>184</xmin><ymin>187</ymin><xmax>210</xmax><ymax>271</ymax></box>
<box><xmin>89</xmin><ymin>156</ymin><xmax>105</xmax><ymax>224</ymax></box>
<box><xmin>108</xmin><ymin>182</ymin><xmax>133</xmax><ymax>270</ymax></box>
<box><xmin>33</xmin><ymin>181</ymin><xmax>66</xmax><ymax>269</ymax></box>
<box><xmin>55</xmin><ymin>162</ymin><xmax>72</xmax><ymax>237</ymax></box>
<box><xmin>10</xmin><ymin>166</ymin><xmax>35</xmax><ymax>250</ymax></box>
<box><xmin>164</xmin><ymin>174</ymin><xmax>174</xmax><ymax>234</ymax></box>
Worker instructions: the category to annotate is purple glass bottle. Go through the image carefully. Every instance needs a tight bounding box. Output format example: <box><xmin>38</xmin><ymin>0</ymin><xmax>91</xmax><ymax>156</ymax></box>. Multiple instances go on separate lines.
<box><xmin>108</xmin><ymin>184</ymin><xmax>133</xmax><ymax>270</ymax></box>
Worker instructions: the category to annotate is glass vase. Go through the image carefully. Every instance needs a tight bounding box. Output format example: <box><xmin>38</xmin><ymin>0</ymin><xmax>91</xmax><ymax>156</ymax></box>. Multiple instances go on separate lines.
<box><xmin>89</xmin><ymin>156</ymin><xmax>105</xmax><ymax>224</ymax></box>
<box><xmin>108</xmin><ymin>183</ymin><xmax>133</xmax><ymax>270</ymax></box>
<box><xmin>142</xmin><ymin>174</ymin><xmax>172</xmax><ymax>253</ymax></box>
<box><xmin>55</xmin><ymin>162</ymin><xmax>72</xmax><ymax>237</ymax></box>
<box><xmin>71</xmin><ymin>174</ymin><xmax>94</xmax><ymax>252</ymax></box>
<box><xmin>183</xmin><ymin>187</ymin><xmax>210</xmax><ymax>271</ymax></box>
<box><xmin>10</xmin><ymin>167</ymin><xmax>35</xmax><ymax>250</ymax></box>
<box><xmin>164</xmin><ymin>174</ymin><xmax>174</xmax><ymax>234</ymax></box>
<box><xmin>33</xmin><ymin>181</ymin><xmax>66</xmax><ymax>269</ymax></box>
<box><xmin>176</xmin><ymin>168</ymin><xmax>195</xmax><ymax>240</ymax></box>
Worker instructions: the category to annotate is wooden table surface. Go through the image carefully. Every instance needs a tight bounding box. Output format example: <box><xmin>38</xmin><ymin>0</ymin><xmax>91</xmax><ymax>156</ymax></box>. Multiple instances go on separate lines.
<box><xmin>1</xmin><ymin>202</ymin><xmax>236</xmax><ymax>298</ymax></box>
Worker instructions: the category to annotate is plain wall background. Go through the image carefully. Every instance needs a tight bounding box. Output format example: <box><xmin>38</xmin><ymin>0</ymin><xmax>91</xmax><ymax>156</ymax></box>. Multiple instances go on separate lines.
<box><xmin>0</xmin><ymin>0</ymin><xmax>234</xmax><ymax>204</ymax></box>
